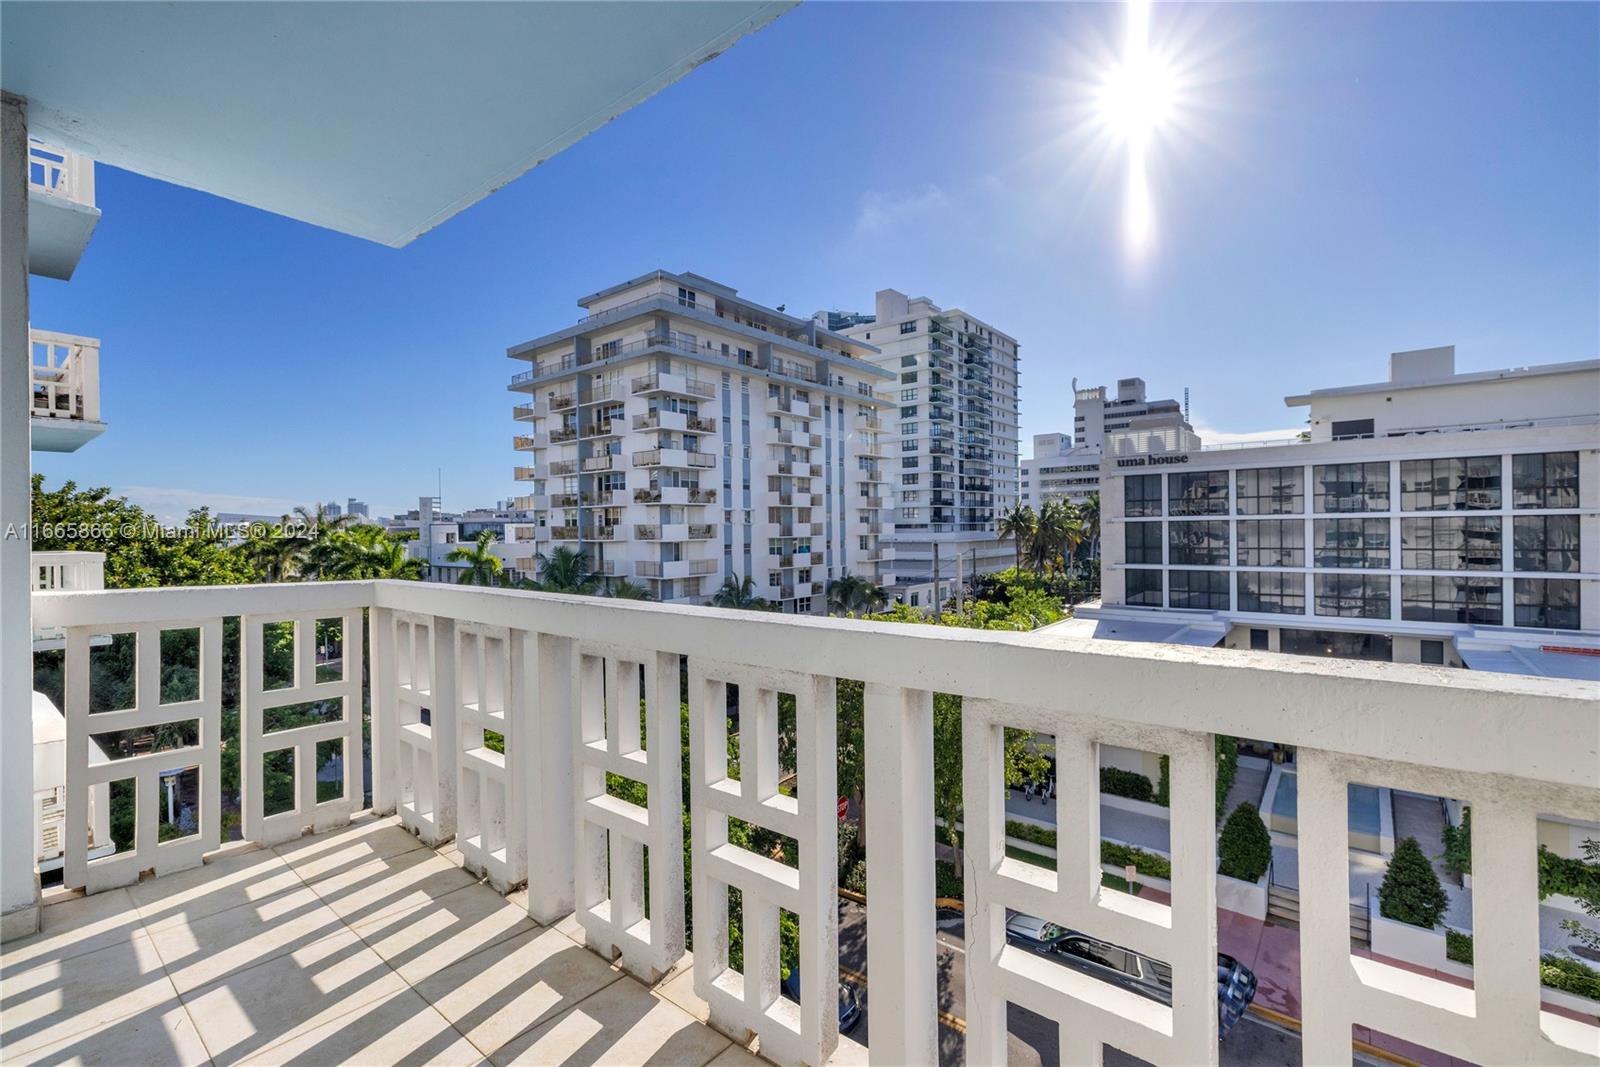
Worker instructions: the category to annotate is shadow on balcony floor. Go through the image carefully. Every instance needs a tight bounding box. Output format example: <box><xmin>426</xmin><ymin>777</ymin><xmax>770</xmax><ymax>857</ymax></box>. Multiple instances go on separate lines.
<box><xmin>0</xmin><ymin>813</ymin><xmax>763</xmax><ymax>1067</ymax></box>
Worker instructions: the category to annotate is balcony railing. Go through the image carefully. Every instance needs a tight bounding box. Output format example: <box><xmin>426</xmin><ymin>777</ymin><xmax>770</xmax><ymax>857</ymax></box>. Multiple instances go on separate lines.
<box><xmin>548</xmin><ymin>460</ymin><xmax>578</xmax><ymax>476</ymax></box>
<box><xmin>513</xmin><ymin>466</ymin><xmax>537</xmax><ymax>481</ymax></box>
<box><xmin>513</xmin><ymin>403</ymin><xmax>534</xmax><ymax>421</ymax></box>
<box><xmin>30</xmin><ymin>330</ymin><xmax>100</xmax><ymax>423</ymax></box>
<box><xmin>28</xmin><ymin>140</ymin><xmax>95</xmax><ymax>206</ymax></box>
<box><xmin>688</xmin><ymin>488</ymin><xmax>718</xmax><ymax>504</ymax></box>
<box><xmin>30</xmin><ymin>551</ymin><xmax>105</xmax><ymax>593</ymax></box>
<box><xmin>21</xmin><ymin>581</ymin><xmax>1598</xmax><ymax>1067</ymax></box>
<box><xmin>580</xmin><ymin>455</ymin><xmax>615</xmax><ymax>472</ymax></box>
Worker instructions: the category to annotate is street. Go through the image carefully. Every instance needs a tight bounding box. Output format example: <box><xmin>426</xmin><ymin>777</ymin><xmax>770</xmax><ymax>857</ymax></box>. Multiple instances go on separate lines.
<box><xmin>835</xmin><ymin>899</ymin><xmax>1305</xmax><ymax>1067</ymax></box>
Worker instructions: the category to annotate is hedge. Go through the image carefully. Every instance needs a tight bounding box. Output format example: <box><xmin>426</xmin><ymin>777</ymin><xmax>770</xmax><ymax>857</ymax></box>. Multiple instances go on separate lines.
<box><xmin>1101</xmin><ymin>840</ymin><xmax>1172</xmax><ymax>880</ymax></box>
<box><xmin>935</xmin><ymin>860</ymin><xmax>964</xmax><ymax>901</ymax></box>
<box><xmin>1441</xmin><ymin>807</ymin><xmax>1472</xmax><ymax>877</ymax></box>
<box><xmin>1444</xmin><ymin>932</ymin><xmax>1600</xmax><ymax>1001</ymax></box>
<box><xmin>1538</xmin><ymin>845</ymin><xmax>1600</xmax><ymax>903</ymax></box>
<box><xmin>1006</xmin><ymin>819</ymin><xmax>1058</xmax><ymax>849</ymax></box>
<box><xmin>843</xmin><ymin>858</ymin><xmax>868</xmax><ymax>895</ymax></box>
<box><xmin>1214</xmin><ymin>736</ymin><xmax>1239</xmax><ymax>822</ymax></box>
<box><xmin>1099</xmin><ymin>768</ymin><xmax>1155</xmax><ymax>803</ymax></box>
<box><xmin>1217</xmin><ymin>803</ymin><xmax>1272</xmax><ymax>882</ymax></box>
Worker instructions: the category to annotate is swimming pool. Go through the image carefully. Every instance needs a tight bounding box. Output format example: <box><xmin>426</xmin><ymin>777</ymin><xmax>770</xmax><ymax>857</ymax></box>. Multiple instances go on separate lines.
<box><xmin>1268</xmin><ymin>770</ymin><xmax>1384</xmax><ymax>854</ymax></box>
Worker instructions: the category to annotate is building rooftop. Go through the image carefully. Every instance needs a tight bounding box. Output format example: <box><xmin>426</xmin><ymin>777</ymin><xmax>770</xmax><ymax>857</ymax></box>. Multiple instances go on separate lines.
<box><xmin>1284</xmin><ymin>350</ymin><xmax>1599</xmax><ymax>407</ymax></box>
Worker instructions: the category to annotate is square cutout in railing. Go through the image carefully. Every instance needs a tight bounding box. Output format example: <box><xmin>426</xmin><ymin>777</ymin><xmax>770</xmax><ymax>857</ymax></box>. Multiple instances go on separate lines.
<box><xmin>88</xmin><ymin>631</ymin><xmax>137</xmax><ymax>713</ymax></box>
<box><xmin>159</xmin><ymin>627</ymin><xmax>201</xmax><ymax>704</ymax></box>
<box><xmin>157</xmin><ymin>765</ymin><xmax>201</xmax><ymax>841</ymax></box>
<box><xmin>315</xmin><ymin>739</ymin><xmax>344</xmax><ymax>804</ymax></box>
<box><xmin>314</xmin><ymin>617</ymin><xmax>344</xmax><ymax>683</ymax></box>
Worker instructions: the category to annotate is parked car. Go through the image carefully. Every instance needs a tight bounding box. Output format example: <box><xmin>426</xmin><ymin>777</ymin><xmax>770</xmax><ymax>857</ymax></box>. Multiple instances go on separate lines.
<box><xmin>781</xmin><ymin>965</ymin><xmax>863</xmax><ymax>1035</ymax></box>
<box><xmin>1003</xmin><ymin>913</ymin><xmax>1258</xmax><ymax>1039</ymax></box>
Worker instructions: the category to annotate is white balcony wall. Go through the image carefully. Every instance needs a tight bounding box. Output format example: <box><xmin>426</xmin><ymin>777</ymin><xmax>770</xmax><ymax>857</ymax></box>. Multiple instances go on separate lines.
<box><xmin>23</xmin><ymin>580</ymin><xmax>1600</xmax><ymax>1067</ymax></box>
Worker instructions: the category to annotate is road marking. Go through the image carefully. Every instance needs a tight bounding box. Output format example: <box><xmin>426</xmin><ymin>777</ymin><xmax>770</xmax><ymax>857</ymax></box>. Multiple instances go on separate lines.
<box><xmin>836</xmin><ymin>964</ymin><xmax>969</xmax><ymax>1034</ymax></box>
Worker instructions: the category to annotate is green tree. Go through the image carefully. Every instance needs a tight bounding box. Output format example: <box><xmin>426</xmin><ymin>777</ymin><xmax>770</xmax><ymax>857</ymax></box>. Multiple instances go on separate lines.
<box><xmin>1027</xmin><ymin>500</ymin><xmax>1085</xmax><ymax>577</ymax></box>
<box><xmin>1554</xmin><ymin>839</ymin><xmax>1600</xmax><ymax>954</ymax></box>
<box><xmin>607</xmin><ymin>578</ymin><xmax>654</xmax><ymax>601</ymax></box>
<box><xmin>1217</xmin><ymin>802</ymin><xmax>1272</xmax><ymax>882</ymax></box>
<box><xmin>1379</xmin><ymin>836</ymin><xmax>1449</xmax><ymax>928</ymax></box>
<box><xmin>447</xmin><ymin>529</ymin><xmax>505</xmax><ymax>586</ymax></box>
<box><xmin>709</xmin><ymin>574</ymin><xmax>772</xmax><ymax>610</ymax></box>
<box><xmin>996</xmin><ymin>504</ymin><xmax>1037</xmax><ymax>574</ymax></box>
<box><xmin>533</xmin><ymin>546</ymin><xmax>600</xmax><ymax>594</ymax></box>
<box><xmin>826</xmin><ymin>571</ymin><xmax>885</xmax><ymax>615</ymax></box>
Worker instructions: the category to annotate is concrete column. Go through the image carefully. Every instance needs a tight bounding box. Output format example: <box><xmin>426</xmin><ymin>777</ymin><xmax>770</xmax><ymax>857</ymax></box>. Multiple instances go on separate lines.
<box><xmin>1466</xmin><ymin>799</ymin><xmax>1543</xmax><ymax>1063</ymax></box>
<box><xmin>864</xmin><ymin>683</ymin><xmax>936</xmax><ymax>1066</ymax></box>
<box><xmin>524</xmin><ymin>632</ymin><xmax>575</xmax><ymax>924</ymax></box>
<box><xmin>427</xmin><ymin>615</ymin><xmax>457</xmax><ymax>843</ymax></box>
<box><xmin>368</xmin><ymin>607</ymin><xmax>397</xmax><ymax>814</ymax></box>
<box><xmin>960</xmin><ymin>710</ymin><xmax>1007</xmax><ymax>1067</ymax></box>
<box><xmin>0</xmin><ymin>92</ymin><xmax>38</xmax><ymax>941</ymax></box>
<box><xmin>1296</xmin><ymin>748</ymin><xmax>1354</xmax><ymax>1065</ymax></box>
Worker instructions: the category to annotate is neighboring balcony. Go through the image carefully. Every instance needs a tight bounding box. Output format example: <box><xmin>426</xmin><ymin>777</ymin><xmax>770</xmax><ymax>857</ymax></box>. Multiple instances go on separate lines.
<box><xmin>30</xmin><ymin>330</ymin><xmax>105</xmax><ymax>453</ymax></box>
<box><xmin>27</xmin><ymin>140</ymin><xmax>99</xmax><ymax>280</ymax></box>
<box><xmin>13</xmin><ymin>580</ymin><xmax>1598</xmax><ymax>1067</ymax></box>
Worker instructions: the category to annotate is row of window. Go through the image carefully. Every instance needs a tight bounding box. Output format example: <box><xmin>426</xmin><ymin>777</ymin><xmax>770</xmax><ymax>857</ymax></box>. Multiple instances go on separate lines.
<box><xmin>1127</xmin><ymin>514</ymin><xmax>1580</xmax><ymax>572</ymax></box>
<box><xmin>1124</xmin><ymin>571</ymin><xmax>1580</xmax><ymax>628</ymax></box>
<box><xmin>1125</xmin><ymin>452</ymin><xmax>1580</xmax><ymax>517</ymax></box>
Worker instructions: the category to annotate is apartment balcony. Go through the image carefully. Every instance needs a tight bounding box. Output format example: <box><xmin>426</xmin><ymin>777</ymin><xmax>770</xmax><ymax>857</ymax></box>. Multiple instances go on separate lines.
<box><xmin>688</xmin><ymin>487</ymin><xmax>718</xmax><ymax>504</ymax></box>
<box><xmin>580</xmin><ymin>489</ymin><xmax>618</xmax><ymax>506</ymax></box>
<box><xmin>632</xmin><ymin>371</ymin><xmax>716</xmax><ymax>399</ymax></box>
<box><xmin>511</xmin><ymin>494</ymin><xmax>539</xmax><ymax>511</ymax></box>
<box><xmin>512</xmin><ymin>434</ymin><xmax>539</xmax><ymax>451</ymax></box>
<box><xmin>549</xmin><ymin>492</ymin><xmax>579</xmax><ymax>508</ymax></box>
<box><xmin>581</xmin><ymin>420</ymin><xmax>617</xmax><ymax>438</ymax></box>
<box><xmin>549</xmin><ymin>525</ymin><xmax>580</xmax><ymax>540</ymax></box>
<box><xmin>30</xmin><ymin>330</ymin><xmax>105</xmax><ymax>453</ymax></box>
<box><xmin>634</xmin><ymin>487</ymin><xmax>664</xmax><ymax>503</ymax></box>
<box><xmin>632</xmin><ymin>448</ymin><xmax>716</xmax><ymax>471</ymax></box>
<box><xmin>581</xmin><ymin>526</ymin><xmax>617</xmax><ymax>541</ymax></box>
<box><xmin>512</xmin><ymin>402</ymin><xmax>535</xmax><ymax>421</ymax></box>
<box><xmin>547</xmin><ymin>427</ymin><xmax>578</xmax><ymax>444</ymax></box>
<box><xmin>27</xmin><ymin>140</ymin><xmax>100</xmax><ymax>280</ymax></box>
<box><xmin>13</xmin><ymin>581</ymin><xmax>1597</xmax><ymax>1067</ymax></box>
<box><xmin>510</xmin><ymin>525</ymin><xmax>541</xmax><ymax>541</ymax></box>
<box><xmin>687</xmin><ymin>524</ymin><xmax>716</xmax><ymax>540</ymax></box>
<box><xmin>636</xmin><ymin>558</ymin><xmax>720</xmax><ymax>580</ymax></box>
<box><xmin>513</xmin><ymin>466</ymin><xmax>538</xmax><ymax>481</ymax></box>
<box><xmin>548</xmin><ymin>460</ymin><xmax>578</xmax><ymax>476</ymax></box>
<box><xmin>580</xmin><ymin>455</ymin><xmax>615</xmax><ymax>473</ymax></box>
<box><xmin>549</xmin><ymin>393</ymin><xmax>578</xmax><ymax>411</ymax></box>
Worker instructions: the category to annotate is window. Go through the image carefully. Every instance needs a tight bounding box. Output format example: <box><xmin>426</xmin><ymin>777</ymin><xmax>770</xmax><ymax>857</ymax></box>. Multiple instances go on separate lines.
<box><xmin>900</xmin><ymin>320</ymin><xmax>918</xmax><ymax>335</ymax></box>
<box><xmin>1236</xmin><ymin>466</ymin><xmax>1304</xmax><ymax>515</ymax></box>
<box><xmin>1513</xmin><ymin>452</ymin><xmax>1579</xmax><ymax>509</ymax></box>
<box><xmin>901</xmin><ymin>474</ymin><xmax>919</xmax><ymax>486</ymax></box>
<box><xmin>1168</xmin><ymin>521</ymin><xmax>1230</xmax><ymax>565</ymax></box>
<box><xmin>678</xmin><ymin>286</ymin><xmax>696</xmax><ymax>309</ymax></box>
<box><xmin>1169</xmin><ymin>570</ymin><xmax>1229</xmax><ymax>610</ymax></box>
<box><xmin>901</xmin><ymin>389</ymin><xmax>918</xmax><ymax>402</ymax></box>
<box><xmin>901</xmin><ymin>405</ymin><xmax>918</xmax><ymax>419</ymax></box>
<box><xmin>1330</xmin><ymin>418</ymin><xmax>1375</xmax><ymax>441</ymax></box>
<box><xmin>1314</xmin><ymin>574</ymin><xmax>1390</xmax><ymax>619</ymax></box>
<box><xmin>1420</xmin><ymin>640</ymin><xmax>1445</xmax><ymax>665</ymax></box>
<box><xmin>1314</xmin><ymin>463</ymin><xmax>1389</xmax><ymax>512</ymax></box>
<box><xmin>1125</xmin><ymin>522</ymin><xmax>1163</xmax><ymax>565</ymax></box>
<box><xmin>902</xmin><ymin>439</ymin><xmax>918</xmax><ymax>453</ymax></box>
<box><xmin>900</xmin><ymin>371</ymin><xmax>918</xmax><ymax>384</ymax></box>
<box><xmin>1313</xmin><ymin>519</ymin><xmax>1390</xmax><ymax>568</ymax></box>
<box><xmin>901</xmin><ymin>456</ymin><xmax>918</xmax><ymax>469</ymax></box>
<box><xmin>1401</xmin><ymin>516</ymin><xmax>1502</xmax><ymax>570</ymax></box>
<box><xmin>1280</xmin><ymin>629</ymin><xmax>1392</xmax><ymax>662</ymax></box>
<box><xmin>1514</xmin><ymin>579</ymin><xmax>1580</xmax><ymax>629</ymax></box>
<box><xmin>900</xmin><ymin>354</ymin><xmax>917</xmax><ymax>368</ymax></box>
<box><xmin>1401</xmin><ymin>576</ymin><xmax>1503</xmax><ymax>625</ymax></box>
<box><xmin>1126</xmin><ymin>569</ymin><xmax>1163</xmax><ymax>606</ymax></box>
<box><xmin>1168</xmin><ymin>471</ymin><xmax>1229</xmax><ymax>515</ymax></box>
<box><xmin>1238</xmin><ymin>572</ymin><xmax>1306</xmax><ymax>615</ymax></box>
<box><xmin>1400</xmin><ymin>456</ymin><xmax>1501</xmax><ymax>511</ymax></box>
<box><xmin>1249</xmin><ymin>629</ymin><xmax>1270</xmax><ymax>651</ymax></box>
<box><xmin>1237</xmin><ymin>519</ymin><xmax>1305</xmax><ymax>567</ymax></box>
<box><xmin>1124</xmin><ymin>474</ymin><xmax>1163</xmax><ymax>517</ymax></box>
<box><xmin>1513</xmin><ymin>514</ymin><xmax>1580</xmax><ymax>573</ymax></box>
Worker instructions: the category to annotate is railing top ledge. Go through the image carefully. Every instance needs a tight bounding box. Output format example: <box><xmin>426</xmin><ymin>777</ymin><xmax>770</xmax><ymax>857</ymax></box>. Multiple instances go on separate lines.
<box><xmin>26</xmin><ymin>580</ymin><xmax>1598</xmax><ymax>790</ymax></box>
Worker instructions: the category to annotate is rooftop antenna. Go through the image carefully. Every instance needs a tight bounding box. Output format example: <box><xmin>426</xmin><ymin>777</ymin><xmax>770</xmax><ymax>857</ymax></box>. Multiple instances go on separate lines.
<box><xmin>437</xmin><ymin>467</ymin><xmax>443</xmax><ymax>510</ymax></box>
<box><xmin>1183</xmin><ymin>387</ymin><xmax>1190</xmax><ymax>422</ymax></box>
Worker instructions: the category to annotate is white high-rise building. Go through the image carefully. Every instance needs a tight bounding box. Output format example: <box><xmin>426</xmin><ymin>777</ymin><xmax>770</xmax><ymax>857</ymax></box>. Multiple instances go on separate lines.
<box><xmin>507</xmin><ymin>271</ymin><xmax>894</xmax><ymax>613</ymax></box>
<box><xmin>1022</xmin><ymin>377</ymin><xmax>1199</xmax><ymax>510</ymax></box>
<box><xmin>837</xmin><ymin>289</ymin><xmax>1020</xmax><ymax>605</ymax></box>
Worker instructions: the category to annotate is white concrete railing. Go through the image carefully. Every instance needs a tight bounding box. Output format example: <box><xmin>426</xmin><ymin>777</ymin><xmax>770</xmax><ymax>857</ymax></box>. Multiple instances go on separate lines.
<box><xmin>27</xmin><ymin>139</ymin><xmax>95</xmax><ymax>207</ymax></box>
<box><xmin>30</xmin><ymin>329</ymin><xmax>101</xmax><ymax>423</ymax></box>
<box><xmin>30</xmin><ymin>551</ymin><xmax>105</xmax><ymax>592</ymax></box>
<box><xmin>26</xmin><ymin>580</ymin><xmax>1600</xmax><ymax>1067</ymax></box>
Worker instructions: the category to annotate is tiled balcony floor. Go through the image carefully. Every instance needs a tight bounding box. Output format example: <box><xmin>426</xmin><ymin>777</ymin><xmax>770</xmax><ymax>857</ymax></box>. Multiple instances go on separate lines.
<box><xmin>1</xmin><ymin>815</ymin><xmax>760</xmax><ymax>1066</ymax></box>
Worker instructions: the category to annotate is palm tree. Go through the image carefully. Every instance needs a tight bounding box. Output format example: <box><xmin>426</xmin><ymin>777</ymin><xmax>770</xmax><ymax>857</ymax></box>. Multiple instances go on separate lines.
<box><xmin>237</xmin><ymin>528</ymin><xmax>304</xmax><ymax>582</ymax></box>
<box><xmin>346</xmin><ymin>535</ymin><xmax>426</xmax><ymax>580</ymax></box>
<box><xmin>826</xmin><ymin>571</ymin><xmax>885</xmax><ymax>615</ymax></box>
<box><xmin>1029</xmin><ymin>500</ymin><xmax>1086</xmax><ymax>576</ymax></box>
<box><xmin>1080</xmin><ymin>493</ymin><xmax>1101</xmax><ymax>560</ymax></box>
<box><xmin>709</xmin><ymin>574</ymin><xmax>771</xmax><ymax>610</ymax></box>
<box><xmin>607</xmin><ymin>578</ymin><xmax>654</xmax><ymax>601</ymax></box>
<box><xmin>997</xmin><ymin>503</ymin><xmax>1037</xmax><ymax>574</ymax></box>
<box><xmin>447</xmin><ymin>529</ymin><xmax>504</xmax><ymax>586</ymax></box>
<box><xmin>534</xmin><ymin>546</ymin><xmax>600</xmax><ymax>594</ymax></box>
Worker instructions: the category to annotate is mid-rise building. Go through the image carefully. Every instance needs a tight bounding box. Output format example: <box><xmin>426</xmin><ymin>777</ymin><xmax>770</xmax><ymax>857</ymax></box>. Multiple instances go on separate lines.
<box><xmin>507</xmin><ymin>271</ymin><xmax>894</xmax><ymax>612</ymax></box>
<box><xmin>836</xmin><ymin>289</ymin><xmax>1020</xmax><ymax>605</ymax></box>
<box><xmin>385</xmin><ymin>496</ymin><xmax>530</xmax><ymax>583</ymax></box>
<box><xmin>1086</xmin><ymin>346</ymin><xmax>1599</xmax><ymax>675</ymax></box>
<box><xmin>1022</xmin><ymin>377</ymin><xmax>1198</xmax><ymax>510</ymax></box>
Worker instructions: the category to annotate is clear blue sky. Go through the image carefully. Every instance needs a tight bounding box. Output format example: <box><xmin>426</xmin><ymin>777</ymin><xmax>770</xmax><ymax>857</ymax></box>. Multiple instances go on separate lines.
<box><xmin>32</xmin><ymin>1</ymin><xmax>1598</xmax><ymax>522</ymax></box>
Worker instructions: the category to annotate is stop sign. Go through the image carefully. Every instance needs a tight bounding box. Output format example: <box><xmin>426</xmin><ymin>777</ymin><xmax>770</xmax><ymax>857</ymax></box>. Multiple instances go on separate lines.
<box><xmin>837</xmin><ymin>796</ymin><xmax>849</xmax><ymax>820</ymax></box>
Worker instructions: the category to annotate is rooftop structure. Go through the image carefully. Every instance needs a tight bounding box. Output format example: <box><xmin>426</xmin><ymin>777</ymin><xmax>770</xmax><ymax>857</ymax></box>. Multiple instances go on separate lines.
<box><xmin>1024</xmin><ymin>377</ymin><xmax>1200</xmax><ymax>511</ymax></box>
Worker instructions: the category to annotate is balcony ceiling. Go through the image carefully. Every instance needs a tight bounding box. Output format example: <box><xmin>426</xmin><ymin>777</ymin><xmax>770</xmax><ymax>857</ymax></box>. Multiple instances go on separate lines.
<box><xmin>1</xmin><ymin>1</ymin><xmax>793</xmax><ymax>246</ymax></box>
